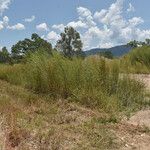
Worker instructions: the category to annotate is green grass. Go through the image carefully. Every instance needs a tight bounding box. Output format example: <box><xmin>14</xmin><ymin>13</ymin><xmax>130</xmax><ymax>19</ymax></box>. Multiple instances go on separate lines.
<box><xmin>0</xmin><ymin>49</ymin><xmax>149</xmax><ymax>149</ymax></box>
<box><xmin>120</xmin><ymin>46</ymin><xmax>150</xmax><ymax>74</ymax></box>
<box><xmin>0</xmin><ymin>51</ymin><xmax>145</xmax><ymax>114</ymax></box>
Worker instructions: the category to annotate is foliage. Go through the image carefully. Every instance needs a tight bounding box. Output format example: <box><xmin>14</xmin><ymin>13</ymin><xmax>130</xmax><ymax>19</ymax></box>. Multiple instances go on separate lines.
<box><xmin>56</xmin><ymin>26</ymin><xmax>83</xmax><ymax>58</ymax></box>
<box><xmin>127</xmin><ymin>40</ymin><xmax>140</xmax><ymax>48</ymax></box>
<box><xmin>127</xmin><ymin>39</ymin><xmax>150</xmax><ymax>48</ymax></box>
<box><xmin>11</xmin><ymin>33</ymin><xmax>52</xmax><ymax>62</ymax></box>
<box><xmin>119</xmin><ymin>46</ymin><xmax>150</xmax><ymax>73</ymax></box>
<box><xmin>0</xmin><ymin>47</ymin><xmax>11</xmax><ymax>63</ymax></box>
<box><xmin>0</xmin><ymin>52</ymin><xmax>145</xmax><ymax>113</ymax></box>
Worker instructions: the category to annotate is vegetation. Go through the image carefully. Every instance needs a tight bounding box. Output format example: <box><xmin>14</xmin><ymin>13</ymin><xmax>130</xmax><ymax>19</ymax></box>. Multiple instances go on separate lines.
<box><xmin>0</xmin><ymin>27</ymin><xmax>150</xmax><ymax>149</ymax></box>
<box><xmin>99</xmin><ymin>51</ymin><xmax>113</xmax><ymax>59</ymax></box>
<box><xmin>0</xmin><ymin>47</ymin><xmax>11</xmax><ymax>63</ymax></box>
<box><xmin>0</xmin><ymin>51</ymin><xmax>146</xmax><ymax>113</ymax></box>
<box><xmin>127</xmin><ymin>38</ymin><xmax>150</xmax><ymax>48</ymax></box>
<box><xmin>120</xmin><ymin>46</ymin><xmax>150</xmax><ymax>73</ymax></box>
<box><xmin>11</xmin><ymin>33</ymin><xmax>52</xmax><ymax>63</ymax></box>
<box><xmin>56</xmin><ymin>26</ymin><xmax>84</xmax><ymax>58</ymax></box>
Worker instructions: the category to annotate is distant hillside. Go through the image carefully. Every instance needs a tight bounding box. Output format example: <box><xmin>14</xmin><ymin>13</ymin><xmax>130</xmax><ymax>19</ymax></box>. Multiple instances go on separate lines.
<box><xmin>85</xmin><ymin>45</ymin><xmax>132</xmax><ymax>57</ymax></box>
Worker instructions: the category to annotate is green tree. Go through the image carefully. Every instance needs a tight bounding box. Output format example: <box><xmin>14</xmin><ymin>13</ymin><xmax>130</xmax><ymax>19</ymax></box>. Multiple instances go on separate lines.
<box><xmin>127</xmin><ymin>40</ymin><xmax>139</xmax><ymax>48</ymax></box>
<box><xmin>145</xmin><ymin>39</ymin><xmax>150</xmax><ymax>45</ymax></box>
<box><xmin>0</xmin><ymin>47</ymin><xmax>10</xmax><ymax>63</ymax></box>
<box><xmin>11</xmin><ymin>33</ymin><xmax>52</xmax><ymax>61</ymax></box>
<box><xmin>56</xmin><ymin>27</ymin><xmax>83</xmax><ymax>58</ymax></box>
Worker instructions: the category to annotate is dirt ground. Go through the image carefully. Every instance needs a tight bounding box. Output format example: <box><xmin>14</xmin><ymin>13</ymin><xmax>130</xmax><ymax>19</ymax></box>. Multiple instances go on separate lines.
<box><xmin>132</xmin><ymin>74</ymin><xmax>150</xmax><ymax>90</ymax></box>
<box><xmin>116</xmin><ymin>74</ymin><xmax>150</xmax><ymax>150</ymax></box>
<box><xmin>116</xmin><ymin>110</ymin><xmax>150</xmax><ymax>150</ymax></box>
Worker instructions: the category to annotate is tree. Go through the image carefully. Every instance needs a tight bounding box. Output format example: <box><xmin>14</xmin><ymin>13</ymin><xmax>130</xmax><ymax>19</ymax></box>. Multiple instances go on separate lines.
<box><xmin>0</xmin><ymin>47</ymin><xmax>10</xmax><ymax>63</ymax></box>
<box><xmin>127</xmin><ymin>40</ymin><xmax>139</xmax><ymax>48</ymax></box>
<box><xmin>145</xmin><ymin>39</ymin><xmax>150</xmax><ymax>45</ymax></box>
<box><xmin>56</xmin><ymin>27</ymin><xmax>83</xmax><ymax>58</ymax></box>
<box><xmin>11</xmin><ymin>33</ymin><xmax>52</xmax><ymax>61</ymax></box>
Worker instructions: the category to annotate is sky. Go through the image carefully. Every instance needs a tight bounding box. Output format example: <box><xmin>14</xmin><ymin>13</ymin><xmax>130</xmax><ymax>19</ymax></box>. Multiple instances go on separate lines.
<box><xmin>0</xmin><ymin>0</ymin><xmax>150</xmax><ymax>50</ymax></box>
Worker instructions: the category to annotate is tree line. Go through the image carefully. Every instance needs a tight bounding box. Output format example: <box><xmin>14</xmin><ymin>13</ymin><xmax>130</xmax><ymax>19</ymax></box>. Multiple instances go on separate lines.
<box><xmin>127</xmin><ymin>39</ymin><xmax>150</xmax><ymax>48</ymax></box>
<box><xmin>1</xmin><ymin>26</ymin><xmax>150</xmax><ymax>64</ymax></box>
<box><xmin>0</xmin><ymin>27</ymin><xmax>84</xmax><ymax>64</ymax></box>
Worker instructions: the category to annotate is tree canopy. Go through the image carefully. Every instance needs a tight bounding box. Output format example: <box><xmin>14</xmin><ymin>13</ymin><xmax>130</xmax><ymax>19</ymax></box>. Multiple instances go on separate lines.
<box><xmin>56</xmin><ymin>27</ymin><xmax>83</xmax><ymax>58</ymax></box>
<box><xmin>127</xmin><ymin>39</ymin><xmax>150</xmax><ymax>48</ymax></box>
<box><xmin>0</xmin><ymin>47</ymin><xmax>10</xmax><ymax>63</ymax></box>
<box><xmin>11</xmin><ymin>33</ymin><xmax>52</xmax><ymax>60</ymax></box>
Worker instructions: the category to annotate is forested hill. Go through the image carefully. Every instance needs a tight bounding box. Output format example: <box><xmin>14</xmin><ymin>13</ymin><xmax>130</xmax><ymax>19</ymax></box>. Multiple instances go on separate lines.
<box><xmin>85</xmin><ymin>45</ymin><xmax>132</xmax><ymax>57</ymax></box>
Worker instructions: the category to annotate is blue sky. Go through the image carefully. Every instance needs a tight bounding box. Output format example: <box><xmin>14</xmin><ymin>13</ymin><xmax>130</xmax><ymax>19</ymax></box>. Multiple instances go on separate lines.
<box><xmin>0</xmin><ymin>0</ymin><xmax>150</xmax><ymax>50</ymax></box>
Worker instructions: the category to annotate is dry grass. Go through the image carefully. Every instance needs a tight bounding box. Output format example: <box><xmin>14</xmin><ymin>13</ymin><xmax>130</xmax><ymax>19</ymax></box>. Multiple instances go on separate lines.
<box><xmin>0</xmin><ymin>80</ymin><xmax>120</xmax><ymax>150</ymax></box>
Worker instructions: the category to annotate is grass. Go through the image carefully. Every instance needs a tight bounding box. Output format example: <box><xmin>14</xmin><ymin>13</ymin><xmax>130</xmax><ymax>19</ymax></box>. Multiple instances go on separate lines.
<box><xmin>0</xmin><ymin>52</ymin><xmax>145</xmax><ymax>114</ymax></box>
<box><xmin>0</xmin><ymin>49</ymin><xmax>149</xmax><ymax>149</ymax></box>
<box><xmin>0</xmin><ymin>80</ymin><xmax>120</xmax><ymax>149</ymax></box>
<box><xmin>119</xmin><ymin>46</ymin><xmax>150</xmax><ymax>74</ymax></box>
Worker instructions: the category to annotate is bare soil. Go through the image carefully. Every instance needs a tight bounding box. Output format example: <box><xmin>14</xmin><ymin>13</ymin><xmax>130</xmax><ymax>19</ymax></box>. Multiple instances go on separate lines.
<box><xmin>131</xmin><ymin>74</ymin><xmax>150</xmax><ymax>90</ymax></box>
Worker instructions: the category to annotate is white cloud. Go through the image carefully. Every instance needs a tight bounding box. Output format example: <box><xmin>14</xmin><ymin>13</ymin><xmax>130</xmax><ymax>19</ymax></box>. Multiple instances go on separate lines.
<box><xmin>47</xmin><ymin>0</ymin><xmax>150</xmax><ymax>50</ymax></box>
<box><xmin>100</xmin><ymin>42</ymin><xmax>114</xmax><ymax>48</ymax></box>
<box><xmin>36</xmin><ymin>23</ymin><xmax>49</xmax><ymax>31</ymax></box>
<box><xmin>94</xmin><ymin>9</ymin><xmax>107</xmax><ymax>22</ymax></box>
<box><xmin>2</xmin><ymin>15</ymin><xmax>9</xmax><ymax>25</ymax></box>
<box><xmin>52</xmin><ymin>24</ymin><xmax>65</xmax><ymax>32</ymax></box>
<box><xmin>127</xmin><ymin>3</ymin><xmax>135</xmax><ymax>12</ymax></box>
<box><xmin>0</xmin><ymin>0</ymin><xmax>11</xmax><ymax>15</ymax></box>
<box><xmin>67</xmin><ymin>20</ymin><xmax>87</xmax><ymax>29</ymax></box>
<box><xmin>128</xmin><ymin>17</ymin><xmax>144</xmax><ymax>27</ymax></box>
<box><xmin>0</xmin><ymin>21</ymin><xmax>3</xmax><ymax>30</ymax></box>
<box><xmin>0</xmin><ymin>15</ymin><xmax>9</xmax><ymax>30</ymax></box>
<box><xmin>0</xmin><ymin>16</ymin><xmax>26</xmax><ymax>31</ymax></box>
<box><xmin>47</xmin><ymin>31</ymin><xmax>59</xmax><ymax>42</ymax></box>
<box><xmin>95</xmin><ymin>0</ymin><xmax>125</xmax><ymax>27</ymax></box>
<box><xmin>77</xmin><ymin>6</ymin><xmax>96</xmax><ymax>27</ymax></box>
<box><xmin>7</xmin><ymin>23</ymin><xmax>25</xmax><ymax>30</ymax></box>
<box><xmin>24</xmin><ymin>15</ymin><xmax>35</xmax><ymax>22</ymax></box>
<box><xmin>0</xmin><ymin>45</ymin><xmax>3</xmax><ymax>50</ymax></box>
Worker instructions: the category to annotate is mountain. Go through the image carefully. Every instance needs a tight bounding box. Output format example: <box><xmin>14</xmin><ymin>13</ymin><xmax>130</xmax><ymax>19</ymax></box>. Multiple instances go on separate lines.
<box><xmin>85</xmin><ymin>45</ymin><xmax>132</xmax><ymax>57</ymax></box>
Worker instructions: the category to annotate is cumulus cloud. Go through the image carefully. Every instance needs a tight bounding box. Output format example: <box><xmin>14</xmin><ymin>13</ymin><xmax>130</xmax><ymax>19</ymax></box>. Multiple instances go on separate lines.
<box><xmin>128</xmin><ymin>17</ymin><xmax>144</xmax><ymax>27</ymax></box>
<box><xmin>0</xmin><ymin>0</ymin><xmax>11</xmax><ymax>15</ymax></box>
<box><xmin>52</xmin><ymin>24</ymin><xmax>65</xmax><ymax>32</ymax></box>
<box><xmin>0</xmin><ymin>15</ymin><xmax>9</xmax><ymax>30</ymax></box>
<box><xmin>48</xmin><ymin>0</ymin><xmax>150</xmax><ymax>50</ymax></box>
<box><xmin>36</xmin><ymin>23</ymin><xmax>49</xmax><ymax>31</ymax></box>
<box><xmin>0</xmin><ymin>16</ymin><xmax>26</xmax><ymax>31</ymax></box>
<box><xmin>0</xmin><ymin>21</ymin><xmax>3</xmax><ymax>30</ymax></box>
<box><xmin>127</xmin><ymin>3</ymin><xmax>135</xmax><ymax>12</ymax></box>
<box><xmin>46</xmin><ymin>31</ymin><xmax>59</xmax><ymax>44</ymax></box>
<box><xmin>7</xmin><ymin>23</ymin><xmax>25</xmax><ymax>30</ymax></box>
<box><xmin>67</xmin><ymin>20</ymin><xmax>87</xmax><ymax>29</ymax></box>
<box><xmin>24</xmin><ymin>15</ymin><xmax>35</xmax><ymax>22</ymax></box>
<box><xmin>94</xmin><ymin>0</ymin><xmax>125</xmax><ymax>27</ymax></box>
<box><xmin>3</xmin><ymin>15</ymin><xmax>9</xmax><ymax>25</ymax></box>
<box><xmin>77</xmin><ymin>6</ymin><xmax>96</xmax><ymax>27</ymax></box>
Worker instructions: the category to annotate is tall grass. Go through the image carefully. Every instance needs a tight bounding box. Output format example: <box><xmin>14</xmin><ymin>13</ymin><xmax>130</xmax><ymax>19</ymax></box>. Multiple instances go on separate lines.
<box><xmin>0</xmin><ymin>52</ymin><xmax>145</xmax><ymax>112</ymax></box>
<box><xmin>120</xmin><ymin>46</ymin><xmax>150</xmax><ymax>74</ymax></box>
